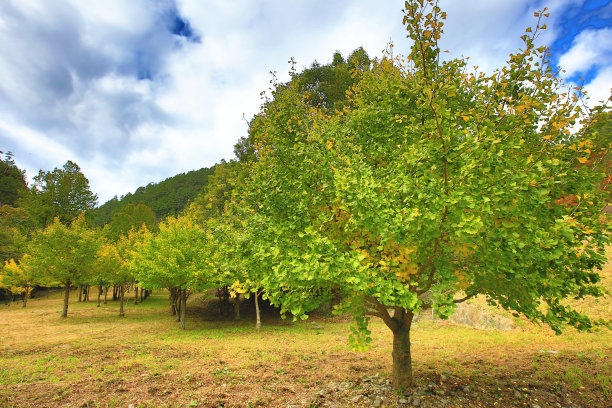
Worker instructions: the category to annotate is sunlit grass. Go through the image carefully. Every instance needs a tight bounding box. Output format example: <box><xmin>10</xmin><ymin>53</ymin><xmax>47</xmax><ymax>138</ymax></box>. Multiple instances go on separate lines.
<box><xmin>0</xmin><ymin>249</ymin><xmax>610</xmax><ymax>407</ymax></box>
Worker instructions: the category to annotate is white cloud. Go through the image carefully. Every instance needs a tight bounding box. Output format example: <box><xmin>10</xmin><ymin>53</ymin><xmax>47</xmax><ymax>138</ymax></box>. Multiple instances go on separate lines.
<box><xmin>558</xmin><ymin>27</ymin><xmax>612</xmax><ymax>77</ymax></box>
<box><xmin>582</xmin><ymin>65</ymin><xmax>612</xmax><ymax>106</ymax></box>
<box><xmin>1</xmin><ymin>0</ymin><xmax>610</xmax><ymax>203</ymax></box>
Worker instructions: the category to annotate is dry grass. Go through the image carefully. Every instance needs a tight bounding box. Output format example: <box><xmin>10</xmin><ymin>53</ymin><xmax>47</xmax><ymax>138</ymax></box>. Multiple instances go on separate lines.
<box><xmin>0</xmin><ymin>250</ymin><xmax>610</xmax><ymax>408</ymax></box>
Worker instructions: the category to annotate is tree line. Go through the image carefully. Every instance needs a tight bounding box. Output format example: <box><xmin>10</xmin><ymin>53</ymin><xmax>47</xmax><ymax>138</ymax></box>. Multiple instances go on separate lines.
<box><xmin>1</xmin><ymin>0</ymin><xmax>610</xmax><ymax>390</ymax></box>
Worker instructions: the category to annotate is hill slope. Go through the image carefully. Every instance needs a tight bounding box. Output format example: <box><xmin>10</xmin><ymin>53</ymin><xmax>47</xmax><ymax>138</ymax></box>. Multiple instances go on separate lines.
<box><xmin>93</xmin><ymin>166</ymin><xmax>215</xmax><ymax>225</ymax></box>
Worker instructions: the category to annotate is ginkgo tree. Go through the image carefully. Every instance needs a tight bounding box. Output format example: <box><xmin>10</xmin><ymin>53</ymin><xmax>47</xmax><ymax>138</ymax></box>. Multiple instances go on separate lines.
<box><xmin>26</xmin><ymin>214</ymin><xmax>101</xmax><ymax>318</ymax></box>
<box><xmin>94</xmin><ymin>235</ymin><xmax>136</xmax><ymax>316</ymax></box>
<box><xmin>243</xmin><ymin>0</ymin><xmax>611</xmax><ymax>389</ymax></box>
<box><xmin>1</xmin><ymin>255</ymin><xmax>39</xmax><ymax>307</ymax></box>
<box><xmin>131</xmin><ymin>216</ymin><xmax>216</xmax><ymax>329</ymax></box>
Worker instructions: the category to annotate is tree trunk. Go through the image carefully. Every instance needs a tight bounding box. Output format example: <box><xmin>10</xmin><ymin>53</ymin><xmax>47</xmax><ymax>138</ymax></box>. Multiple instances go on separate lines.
<box><xmin>22</xmin><ymin>290</ymin><xmax>27</xmax><ymax>308</ymax></box>
<box><xmin>61</xmin><ymin>284</ymin><xmax>70</xmax><ymax>318</ymax></box>
<box><xmin>233</xmin><ymin>294</ymin><xmax>240</xmax><ymax>321</ymax></box>
<box><xmin>85</xmin><ymin>285</ymin><xmax>90</xmax><ymax>301</ymax></box>
<box><xmin>119</xmin><ymin>285</ymin><xmax>125</xmax><ymax>317</ymax></box>
<box><xmin>175</xmin><ymin>289</ymin><xmax>181</xmax><ymax>322</ymax></box>
<box><xmin>391</xmin><ymin>311</ymin><xmax>415</xmax><ymax>389</ymax></box>
<box><xmin>97</xmin><ymin>286</ymin><xmax>102</xmax><ymax>307</ymax></box>
<box><xmin>78</xmin><ymin>285</ymin><xmax>83</xmax><ymax>302</ymax></box>
<box><xmin>104</xmin><ymin>286</ymin><xmax>108</xmax><ymax>304</ymax></box>
<box><xmin>169</xmin><ymin>288</ymin><xmax>177</xmax><ymax>316</ymax></box>
<box><xmin>141</xmin><ymin>288</ymin><xmax>145</xmax><ymax>301</ymax></box>
<box><xmin>134</xmin><ymin>286</ymin><xmax>139</xmax><ymax>305</ymax></box>
<box><xmin>179</xmin><ymin>289</ymin><xmax>187</xmax><ymax>330</ymax></box>
<box><xmin>254</xmin><ymin>290</ymin><xmax>261</xmax><ymax>330</ymax></box>
<box><xmin>112</xmin><ymin>285</ymin><xmax>118</xmax><ymax>301</ymax></box>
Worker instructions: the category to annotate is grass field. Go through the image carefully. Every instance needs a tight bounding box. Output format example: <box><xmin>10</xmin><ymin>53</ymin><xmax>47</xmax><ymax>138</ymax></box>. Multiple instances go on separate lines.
<box><xmin>1</xmin><ymin>250</ymin><xmax>610</xmax><ymax>408</ymax></box>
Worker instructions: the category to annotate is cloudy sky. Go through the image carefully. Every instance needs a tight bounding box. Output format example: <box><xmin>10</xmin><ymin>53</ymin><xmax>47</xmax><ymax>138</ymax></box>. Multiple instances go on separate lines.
<box><xmin>0</xmin><ymin>0</ymin><xmax>610</xmax><ymax>204</ymax></box>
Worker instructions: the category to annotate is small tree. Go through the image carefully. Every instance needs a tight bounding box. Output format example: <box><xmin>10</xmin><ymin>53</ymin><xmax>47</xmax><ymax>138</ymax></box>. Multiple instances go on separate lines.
<box><xmin>1</xmin><ymin>256</ymin><xmax>39</xmax><ymax>307</ymax></box>
<box><xmin>94</xmin><ymin>241</ymin><xmax>125</xmax><ymax>313</ymax></box>
<box><xmin>132</xmin><ymin>217</ymin><xmax>209</xmax><ymax>329</ymax></box>
<box><xmin>243</xmin><ymin>0</ymin><xmax>611</xmax><ymax>388</ymax></box>
<box><xmin>186</xmin><ymin>161</ymin><xmax>252</xmax><ymax>322</ymax></box>
<box><xmin>21</xmin><ymin>160</ymin><xmax>98</xmax><ymax>227</ymax></box>
<box><xmin>27</xmin><ymin>214</ymin><xmax>101</xmax><ymax>317</ymax></box>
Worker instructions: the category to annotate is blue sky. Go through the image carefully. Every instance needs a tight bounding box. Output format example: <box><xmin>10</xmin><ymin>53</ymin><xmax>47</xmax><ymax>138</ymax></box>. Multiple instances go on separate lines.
<box><xmin>0</xmin><ymin>0</ymin><xmax>610</xmax><ymax>203</ymax></box>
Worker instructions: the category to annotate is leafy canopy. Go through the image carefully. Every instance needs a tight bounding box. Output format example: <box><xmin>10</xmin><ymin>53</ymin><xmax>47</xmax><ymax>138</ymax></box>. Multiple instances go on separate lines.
<box><xmin>242</xmin><ymin>1</ymin><xmax>611</xmax><ymax>335</ymax></box>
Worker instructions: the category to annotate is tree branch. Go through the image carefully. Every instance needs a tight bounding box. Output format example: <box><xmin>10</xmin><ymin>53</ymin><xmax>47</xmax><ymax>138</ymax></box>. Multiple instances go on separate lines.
<box><xmin>367</xmin><ymin>297</ymin><xmax>397</xmax><ymax>332</ymax></box>
<box><xmin>453</xmin><ymin>293</ymin><xmax>475</xmax><ymax>304</ymax></box>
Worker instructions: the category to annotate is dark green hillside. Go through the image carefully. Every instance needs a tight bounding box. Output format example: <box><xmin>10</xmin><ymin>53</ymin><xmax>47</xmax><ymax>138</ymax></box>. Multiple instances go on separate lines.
<box><xmin>93</xmin><ymin>165</ymin><xmax>216</xmax><ymax>225</ymax></box>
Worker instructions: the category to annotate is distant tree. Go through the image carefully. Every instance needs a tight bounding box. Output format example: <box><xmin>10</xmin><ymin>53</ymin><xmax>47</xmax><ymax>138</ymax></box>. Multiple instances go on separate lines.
<box><xmin>0</xmin><ymin>205</ymin><xmax>35</xmax><ymax>264</ymax></box>
<box><xmin>26</xmin><ymin>214</ymin><xmax>101</xmax><ymax>317</ymax></box>
<box><xmin>0</xmin><ymin>151</ymin><xmax>28</xmax><ymax>207</ymax></box>
<box><xmin>186</xmin><ymin>161</ymin><xmax>253</xmax><ymax>321</ymax></box>
<box><xmin>91</xmin><ymin>242</ymin><xmax>115</xmax><ymax>307</ymax></box>
<box><xmin>188</xmin><ymin>161</ymin><xmax>242</xmax><ymax>222</ymax></box>
<box><xmin>0</xmin><ymin>255</ymin><xmax>39</xmax><ymax>307</ymax></box>
<box><xmin>21</xmin><ymin>161</ymin><xmax>97</xmax><ymax>227</ymax></box>
<box><xmin>94</xmin><ymin>236</ymin><xmax>135</xmax><ymax>316</ymax></box>
<box><xmin>104</xmin><ymin>203</ymin><xmax>157</xmax><ymax>240</ymax></box>
<box><xmin>131</xmin><ymin>216</ymin><xmax>209</xmax><ymax>329</ymax></box>
<box><xmin>293</xmin><ymin>46</ymin><xmax>370</xmax><ymax>112</ymax></box>
<box><xmin>234</xmin><ymin>47</ymin><xmax>371</xmax><ymax>163</ymax></box>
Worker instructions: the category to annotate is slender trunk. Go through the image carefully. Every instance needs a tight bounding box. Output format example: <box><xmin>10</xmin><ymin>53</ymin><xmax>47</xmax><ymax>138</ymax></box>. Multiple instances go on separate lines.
<box><xmin>61</xmin><ymin>284</ymin><xmax>70</xmax><ymax>318</ymax></box>
<box><xmin>97</xmin><ymin>285</ymin><xmax>102</xmax><ymax>307</ymax></box>
<box><xmin>78</xmin><ymin>285</ymin><xmax>83</xmax><ymax>302</ymax></box>
<box><xmin>175</xmin><ymin>295</ymin><xmax>181</xmax><ymax>322</ymax></box>
<box><xmin>119</xmin><ymin>285</ymin><xmax>125</xmax><ymax>317</ymax></box>
<box><xmin>85</xmin><ymin>285</ymin><xmax>90</xmax><ymax>302</ymax></box>
<box><xmin>112</xmin><ymin>285</ymin><xmax>118</xmax><ymax>301</ymax></box>
<box><xmin>391</xmin><ymin>311</ymin><xmax>415</xmax><ymax>389</ymax></box>
<box><xmin>170</xmin><ymin>288</ymin><xmax>177</xmax><ymax>316</ymax></box>
<box><xmin>22</xmin><ymin>290</ymin><xmax>27</xmax><ymax>308</ymax></box>
<box><xmin>233</xmin><ymin>293</ymin><xmax>240</xmax><ymax>321</ymax></box>
<box><xmin>254</xmin><ymin>290</ymin><xmax>261</xmax><ymax>330</ymax></box>
<box><xmin>104</xmin><ymin>286</ymin><xmax>108</xmax><ymax>304</ymax></box>
<box><xmin>140</xmin><ymin>288</ymin><xmax>145</xmax><ymax>301</ymax></box>
<box><xmin>179</xmin><ymin>289</ymin><xmax>187</xmax><ymax>330</ymax></box>
<box><xmin>134</xmin><ymin>286</ymin><xmax>139</xmax><ymax>305</ymax></box>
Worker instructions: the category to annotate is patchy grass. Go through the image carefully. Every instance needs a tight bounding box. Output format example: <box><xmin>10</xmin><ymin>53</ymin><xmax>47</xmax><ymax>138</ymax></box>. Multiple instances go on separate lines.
<box><xmin>0</xmin><ymin>250</ymin><xmax>610</xmax><ymax>408</ymax></box>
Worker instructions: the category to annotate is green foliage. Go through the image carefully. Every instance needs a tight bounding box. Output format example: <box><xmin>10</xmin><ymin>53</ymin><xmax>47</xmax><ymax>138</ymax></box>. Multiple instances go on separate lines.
<box><xmin>0</xmin><ymin>256</ymin><xmax>40</xmax><ymax>303</ymax></box>
<box><xmin>20</xmin><ymin>160</ymin><xmax>98</xmax><ymax>227</ymax></box>
<box><xmin>0</xmin><ymin>151</ymin><xmax>27</xmax><ymax>207</ymax></box>
<box><xmin>233</xmin><ymin>48</ymin><xmax>371</xmax><ymax>163</ymax></box>
<box><xmin>243</xmin><ymin>0</ymin><xmax>610</xmax><ymax>339</ymax></box>
<box><xmin>0</xmin><ymin>205</ymin><xmax>35</xmax><ymax>264</ymax></box>
<box><xmin>187</xmin><ymin>161</ymin><xmax>244</xmax><ymax>222</ymax></box>
<box><xmin>93</xmin><ymin>167</ymin><xmax>215</xmax><ymax>225</ymax></box>
<box><xmin>131</xmin><ymin>216</ymin><xmax>211</xmax><ymax>292</ymax></box>
<box><xmin>26</xmin><ymin>214</ymin><xmax>101</xmax><ymax>288</ymax></box>
<box><xmin>103</xmin><ymin>203</ymin><xmax>157</xmax><ymax>241</ymax></box>
<box><xmin>292</xmin><ymin>47</ymin><xmax>370</xmax><ymax>113</ymax></box>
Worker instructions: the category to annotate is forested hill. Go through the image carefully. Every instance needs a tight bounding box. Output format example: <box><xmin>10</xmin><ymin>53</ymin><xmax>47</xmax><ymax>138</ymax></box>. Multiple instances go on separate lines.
<box><xmin>93</xmin><ymin>165</ymin><xmax>216</xmax><ymax>225</ymax></box>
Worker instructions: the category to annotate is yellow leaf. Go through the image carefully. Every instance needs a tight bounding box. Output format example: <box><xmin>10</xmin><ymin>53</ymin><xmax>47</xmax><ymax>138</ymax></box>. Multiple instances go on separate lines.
<box><xmin>543</xmin><ymin>135</ymin><xmax>551</xmax><ymax>140</ymax></box>
<box><xmin>577</xmin><ymin>157</ymin><xmax>588</xmax><ymax>164</ymax></box>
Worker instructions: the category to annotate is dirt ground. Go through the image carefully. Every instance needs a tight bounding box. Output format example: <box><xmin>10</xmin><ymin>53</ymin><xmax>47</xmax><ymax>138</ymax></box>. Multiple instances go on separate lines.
<box><xmin>0</xmin><ymin>249</ymin><xmax>610</xmax><ymax>408</ymax></box>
